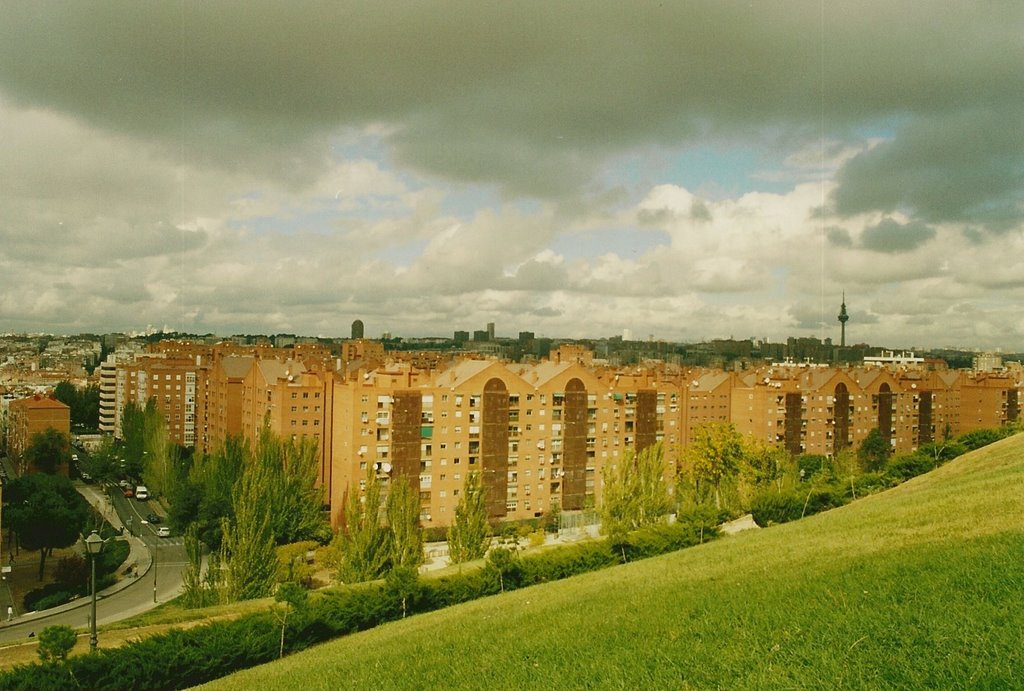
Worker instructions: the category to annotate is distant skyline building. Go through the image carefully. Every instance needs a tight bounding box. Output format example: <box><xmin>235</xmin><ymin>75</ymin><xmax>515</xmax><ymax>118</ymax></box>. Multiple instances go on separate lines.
<box><xmin>486</xmin><ymin>322</ymin><xmax>495</xmax><ymax>341</ymax></box>
<box><xmin>838</xmin><ymin>294</ymin><xmax>850</xmax><ymax>348</ymax></box>
<box><xmin>351</xmin><ymin>319</ymin><xmax>364</xmax><ymax>339</ymax></box>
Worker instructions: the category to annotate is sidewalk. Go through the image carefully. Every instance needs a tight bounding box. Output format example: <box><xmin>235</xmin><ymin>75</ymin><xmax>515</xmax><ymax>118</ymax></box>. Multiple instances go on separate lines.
<box><xmin>0</xmin><ymin>482</ymin><xmax>154</xmax><ymax>630</ymax></box>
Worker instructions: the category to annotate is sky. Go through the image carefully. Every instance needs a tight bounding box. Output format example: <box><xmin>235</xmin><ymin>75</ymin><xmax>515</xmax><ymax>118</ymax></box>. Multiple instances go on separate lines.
<box><xmin>1</xmin><ymin>2</ymin><xmax>1022</xmax><ymax>350</ymax></box>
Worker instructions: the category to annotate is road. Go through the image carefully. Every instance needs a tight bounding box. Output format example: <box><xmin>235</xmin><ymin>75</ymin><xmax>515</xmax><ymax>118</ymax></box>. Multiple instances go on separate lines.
<box><xmin>0</xmin><ymin>483</ymin><xmax>188</xmax><ymax>644</ymax></box>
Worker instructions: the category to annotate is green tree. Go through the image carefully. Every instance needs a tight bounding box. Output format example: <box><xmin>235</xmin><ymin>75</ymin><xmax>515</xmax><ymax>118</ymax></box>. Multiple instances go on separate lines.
<box><xmin>335</xmin><ymin>464</ymin><xmax>389</xmax><ymax>582</ymax></box>
<box><xmin>80</xmin><ymin>435</ymin><xmax>119</xmax><ymax>484</ymax></box>
<box><xmin>55</xmin><ymin>381</ymin><xmax>100</xmax><ymax>429</ymax></box>
<box><xmin>600</xmin><ymin>442</ymin><xmax>672</xmax><ymax>543</ymax></box>
<box><xmin>274</xmin><ymin>581</ymin><xmax>309</xmax><ymax>658</ymax></box>
<box><xmin>141</xmin><ymin>410</ymin><xmax>178</xmax><ymax>499</ymax></box>
<box><xmin>447</xmin><ymin>471</ymin><xmax>490</xmax><ymax>564</ymax></box>
<box><xmin>384</xmin><ymin>565</ymin><xmax>420</xmax><ymax>619</ymax></box>
<box><xmin>120</xmin><ymin>400</ymin><xmax>146</xmax><ymax>478</ymax></box>
<box><xmin>858</xmin><ymin>428</ymin><xmax>890</xmax><ymax>472</ymax></box>
<box><xmin>24</xmin><ymin>428</ymin><xmax>71</xmax><ymax>474</ymax></box>
<box><xmin>37</xmin><ymin>624</ymin><xmax>77</xmax><ymax>662</ymax></box>
<box><xmin>744</xmin><ymin>440</ymin><xmax>791</xmax><ymax>492</ymax></box>
<box><xmin>684</xmin><ymin>422</ymin><xmax>745</xmax><ymax>509</ymax></box>
<box><xmin>386</xmin><ymin>475</ymin><xmax>424</xmax><ymax>570</ymax></box>
<box><xmin>222</xmin><ymin>463</ymin><xmax>277</xmax><ymax>602</ymax></box>
<box><xmin>252</xmin><ymin>426</ymin><xmax>327</xmax><ymax>545</ymax></box>
<box><xmin>3</xmin><ymin>474</ymin><xmax>90</xmax><ymax>579</ymax></box>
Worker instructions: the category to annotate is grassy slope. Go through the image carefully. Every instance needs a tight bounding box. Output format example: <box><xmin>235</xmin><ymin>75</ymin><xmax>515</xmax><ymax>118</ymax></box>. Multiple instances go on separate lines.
<box><xmin>202</xmin><ymin>435</ymin><xmax>1024</xmax><ymax>690</ymax></box>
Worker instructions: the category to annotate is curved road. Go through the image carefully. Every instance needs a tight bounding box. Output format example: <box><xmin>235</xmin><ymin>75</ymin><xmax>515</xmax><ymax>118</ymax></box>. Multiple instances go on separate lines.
<box><xmin>0</xmin><ymin>483</ymin><xmax>187</xmax><ymax>644</ymax></box>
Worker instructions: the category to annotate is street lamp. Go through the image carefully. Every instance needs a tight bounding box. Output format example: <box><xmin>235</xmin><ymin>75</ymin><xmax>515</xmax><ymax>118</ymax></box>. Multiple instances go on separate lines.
<box><xmin>85</xmin><ymin>530</ymin><xmax>103</xmax><ymax>652</ymax></box>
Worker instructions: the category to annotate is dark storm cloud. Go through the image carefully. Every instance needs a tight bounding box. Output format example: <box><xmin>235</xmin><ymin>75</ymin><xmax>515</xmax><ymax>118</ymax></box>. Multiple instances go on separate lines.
<box><xmin>860</xmin><ymin>219</ymin><xmax>936</xmax><ymax>253</ymax></box>
<box><xmin>833</xmin><ymin>109</ymin><xmax>1024</xmax><ymax>228</ymax></box>
<box><xmin>1</xmin><ymin>2</ymin><xmax>1021</xmax><ymax>201</ymax></box>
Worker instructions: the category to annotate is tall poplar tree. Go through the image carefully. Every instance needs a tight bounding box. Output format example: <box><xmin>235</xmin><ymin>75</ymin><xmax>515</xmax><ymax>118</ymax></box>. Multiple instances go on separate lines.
<box><xmin>447</xmin><ymin>471</ymin><xmax>490</xmax><ymax>564</ymax></box>
<box><xmin>222</xmin><ymin>462</ymin><xmax>277</xmax><ymax>601</ymax></box>
<box><xmin>336</xmin><ymin>464</ymin><xmax>389</xmax><ymax>582</ymax></box>
<box><xmin>386</xmin><ymin>475</ymin><xmax>424</xmax><ymax>570</ymax></box>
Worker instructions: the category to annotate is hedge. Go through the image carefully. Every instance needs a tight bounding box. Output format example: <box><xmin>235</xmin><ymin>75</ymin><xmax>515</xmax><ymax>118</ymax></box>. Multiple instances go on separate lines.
<box><xmin>0</xmin><ymin>521</ymin><xmax>719</xmax><ymax>691</ymax></box>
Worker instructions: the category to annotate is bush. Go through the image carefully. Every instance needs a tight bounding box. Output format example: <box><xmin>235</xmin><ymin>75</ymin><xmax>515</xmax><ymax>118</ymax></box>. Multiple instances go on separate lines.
<box><xmin>37</xmin><ymin>625</ymin><xmax>77</xmax><ymax>662</ymax></box>
<box><xmin>95</xmin><ymin>538</ymin><xmax>130</xmax><ymax>577</ymax></box>
<box><xmin>886</xmin><ymin>453</ymin><xmax>935</xmax><ymax>482</ymax></box>
<box><xmin>24</xmin><ymin>583</ymin><xmax>77</xmax><ymax>612</ymax></box>
<box><xmin>847</xmin><ymin>472</ymin><xmax>892</xmax><ymax>498</ymax></box>
<box><xmin>54</xmin><ymin>555</ymin><xmax>88</xmax><ymax>588</ymax></box>
<box><xmin>958</xmin><ymin>428</ymin><xmax>1005</xmax><ymax>451</ymax></box>
<box><xmin>751</xmin><ymin>486</ymin><xmax>849</xmax><ymax>527</ymax></box>
<box><xmin>797</xmin><ymin>454</ymin><xmax>833</xmax><ymax>479</ymax></box>
<box><xmin>750</xmin><ymin>490</ymin><xmax>805</xmax><ymax>527</ymax></box>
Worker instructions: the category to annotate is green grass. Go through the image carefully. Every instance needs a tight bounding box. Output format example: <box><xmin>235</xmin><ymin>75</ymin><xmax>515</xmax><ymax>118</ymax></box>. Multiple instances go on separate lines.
<box><xmin>201</xmin><ymin>435</ymin><xmax>1024</xmax><ymax>690</ymax></box>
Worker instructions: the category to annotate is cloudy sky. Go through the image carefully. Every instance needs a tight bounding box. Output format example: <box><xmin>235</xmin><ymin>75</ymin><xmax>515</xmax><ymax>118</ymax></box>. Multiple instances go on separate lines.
<box><xmin>1</xmin><ymin>2</ymin><xmax>1022</xmax><ymax>349</ymax></box>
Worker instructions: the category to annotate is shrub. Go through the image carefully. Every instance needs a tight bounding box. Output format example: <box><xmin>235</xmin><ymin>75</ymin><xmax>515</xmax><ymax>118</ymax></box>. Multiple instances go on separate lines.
<box><xmin>750</xmin><ymin>490</ymin><xmax>804</xmax><ymax>527</ymax></box>
<box><xmin>54</xmin><ymin>555</ymin><xmax>88</xmax><ymax>588</ymax></box>
<box><xmin>886</xmin><ymin>453</ymin><xmax>935</xmax><ymax>482</ymax></box>
<box><xmin>847</xmin><ymin>472</ymin><xmax>891</xmax><ymax>498</ymax></box>
<box><xmin>958</xmin><ymin>428</ymin><xmax>1005</xmax><ymax>451</ymax></box>
<box><xmin>751</xmin><ymin>486</ymin><xmax>848</xmax><ymax>527</ymax></box>
<box><xmin>23</xmin><ymin>583</ymin><xmax>77</xmax><ymax>612</ymax></box>
<box><xmin>95</xmin><ymin>538</ymin><xmax>131</xmax><ymax>577</ymax></box>
<box><xmin>797</xmin><ymin>454</ymin><xmax>833</xmax><ymax>479</ymax></box>
<box><xmin>37</xmin><ymin>625</ymin><xmax>77</xmax><ymax>662</ymax></box>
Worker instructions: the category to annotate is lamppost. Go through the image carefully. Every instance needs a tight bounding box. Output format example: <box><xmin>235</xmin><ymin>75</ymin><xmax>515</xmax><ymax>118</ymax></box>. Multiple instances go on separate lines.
<box><xmin>85</xmin><ymin>530</ymin><xmax>104</xmax><ymax>652</ymax></box>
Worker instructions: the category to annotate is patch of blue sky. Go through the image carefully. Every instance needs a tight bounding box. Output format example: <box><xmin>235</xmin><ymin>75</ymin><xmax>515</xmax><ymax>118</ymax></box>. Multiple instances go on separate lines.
<box><xmin>595</xmin><ymin>143</ymin><xmax>788</xmax><ymax>202</ymax></box>
<box><xmin>375</xmin><ymin>238</ymin><xmax>429</xmax><ymax>268</ymax></box>
<box><xmin>438</xmin><ymin>183</ymin><xmax>504</xmax><ymax>220</ymax></box>
<box><xmin>550</xmin><ymin>226</ymin><xmax>670</xmax><ymax>262</ymax></box>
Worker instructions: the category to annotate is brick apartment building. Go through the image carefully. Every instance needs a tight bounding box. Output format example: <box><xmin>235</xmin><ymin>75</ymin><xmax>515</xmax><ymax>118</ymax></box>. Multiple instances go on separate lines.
<box><xmin>5</xmin><ymin>395</ymin><xmax>71</xmax><ymax>475</ymax></box>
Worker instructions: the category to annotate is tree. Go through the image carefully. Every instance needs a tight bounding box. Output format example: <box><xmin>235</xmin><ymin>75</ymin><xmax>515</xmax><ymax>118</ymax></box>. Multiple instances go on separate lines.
<box><xmin>600</xmin><ymin>442</ymin><xmax>672</xmax><ymax>544</ymax></box>
<box><xmin>385</xmin><ymin>566</ymin><xmax>420</xmax><ymax>619</ymax></box>
<box><xmin>80</xmin><ymin>435</ymin><xmax>119</xmax><ymax>484</ymax></box>
<box><xmin>684</xmin><ymin>422</ymin><xmax>745</xmax><ymax>509</ymax></box>
<box><xmin>3</xmin><ymin>474</ymin><xmax>90</xmax><ymax>579</ymax></box>
<box><xmin>335</xmin><ymin>464</ymin><xmax>390</xmax><ymax>583</ymax></box>
<box><xmin>120</xmin><ymin>400</ymin><xmax>146</xmax><ymax>478</ymax></box>
<box><xmin>446</xmin><ymin>471</ymin><xmax>490</xmax><ymax>564</ymax></box>
<box><xmin>141</xmin><ymin>410</ymin><xmax>178</xmax><ymax>500</ymax></box>
<box><xmin>386</xmin><ymin>475</ymin><xmax>424</xmax><ymax>570</ymax></box>
<box><xmin>37</xmin><ymin>625</ymin><xmax>77</xmax><ymax>662</ymax></box>
<box><xmin>24</xmin><ymin>428</ymin><xmax>70</xmax><ymax>474</ymax></box>
<box><xmin>252</xmin><ymin>426</ymin><xmax>327</xmax><ymax>545</ymax></box>
<box><xmin>857</xmin><ymin>428</ymin><xmax>890</xmax><ymax>472</ymax></box>
<box><xmin>222</xmin><ymin>462</ymin><xmax>277</xmax><ymax>602</ymax></box>
<box><xmin>274</xmin><ymin>581</ymin><xmax>309</xmax><ymax>658</ymax></box>
<box><xmin>744</xmin><ymin>440</ymin><xmax>791</xmax><ymax>492</ymax></box>
<box><xmin>54</xmin><ymin>381</ymin><xmax>99</xmax><ymax>429</ymax></box>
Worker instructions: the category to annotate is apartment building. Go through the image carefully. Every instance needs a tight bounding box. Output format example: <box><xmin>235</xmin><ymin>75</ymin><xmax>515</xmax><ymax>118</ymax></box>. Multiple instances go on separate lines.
<box><xmin>5</xmin><ymin>394</ymin><xmax>71</xmax><ymax>474</ymax></box>
<box><xmin>329</xmin><ymin>358</ymin><xmax>678</xmax><ymax>530</ymax></box>
<box><xmin>121</xmin><ymin>356</ymin><xmax>205</xmax><ymax>448</ymax></box>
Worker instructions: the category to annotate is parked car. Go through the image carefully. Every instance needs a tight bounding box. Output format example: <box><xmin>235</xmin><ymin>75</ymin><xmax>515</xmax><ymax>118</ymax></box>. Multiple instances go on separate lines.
<box><xmin>146</xmin><ymin>512</ymin><xmax>161</xmax><ymax>524</ymax></box>
<box><xmin>122</xmin><ymin>487</ymin><xmax>134</xmax><ymax>498</ymax></box>
<box><xmin>156</xmin><ymin>526</ymin><xmax>171</xmax><ymax>537</ymax></box>
<box><xmin>135</xmin><ymin>486</ymin><xmax>149</xmax><ymax>501</ymax></box>
<box><xmin>118</xmin><ymin>479</ymin><xmax>130</xmax><ymax>489</ymax></box>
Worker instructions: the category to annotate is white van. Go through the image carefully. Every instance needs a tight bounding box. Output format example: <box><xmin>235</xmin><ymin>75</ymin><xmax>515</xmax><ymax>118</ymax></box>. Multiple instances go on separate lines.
<box><xmin>135</xmin><ymin>486</ymin><xmax>150</xmax><ymax>501</ymax></box>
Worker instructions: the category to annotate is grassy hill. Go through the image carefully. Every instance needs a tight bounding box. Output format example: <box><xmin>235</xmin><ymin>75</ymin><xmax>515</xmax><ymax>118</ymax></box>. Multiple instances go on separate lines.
<box><xmin>201</xmin><ymin>435</ymin><xmax>1024</xmax><ymax>690</ymax></box>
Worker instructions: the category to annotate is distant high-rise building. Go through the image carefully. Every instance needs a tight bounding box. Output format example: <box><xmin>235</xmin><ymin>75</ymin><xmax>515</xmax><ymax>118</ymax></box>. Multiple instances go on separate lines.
<box><xmin>454</xmin><ymin>330</ymin><xmax>470</xmax><ymax>344</ymax></box>
<box><xmin>486</xmin><ymin>322</ymin><xmax>495</xmax><ymax>340</ymax></box>
<box><xmin>518</xmin><ymin>331</ymin><xmax>535</xmax><ymax>343</ymax></box>
<box><xmin>838</xmin><ymin>294</ymin><xmax>850</xmax><ymax>347</ymax></box>
<box><xmin>351</xmin><ymin>319</ymin><xmax>364</xmax><ymax>339</ymax></box>
<box><xmin>473</xmin><ymin>330</ymin><xmax>488</xmax><ymax>342</ymax></box>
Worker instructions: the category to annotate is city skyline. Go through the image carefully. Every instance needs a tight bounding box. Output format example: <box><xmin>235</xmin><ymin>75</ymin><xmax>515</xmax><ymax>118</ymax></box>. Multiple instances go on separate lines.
<box><xmin>2</xmin><ymin>3</ymin><xmax>1022</xmax><ymax>349</ymax></box>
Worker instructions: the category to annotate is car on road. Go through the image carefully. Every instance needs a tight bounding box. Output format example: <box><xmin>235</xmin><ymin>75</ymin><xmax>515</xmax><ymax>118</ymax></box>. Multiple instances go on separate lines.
<box><xmin>156</xmin><ymin>526</ymin><xmax>171</xmax><ymax>537</ymax></box>
<box><xmin>122</xmin><ymin>487</ymin><xmax>134</xmax><ymax>498</ymax></box>
<box><xmin>146</xmin><ymin>512</ymin><xmax>161</xmax><ymax>524</ymax></box>
<box><xmin>118</xmin><ymin>479</ymin><xmax>130</xmax><ymax>489</ymax></box>
<box><xmin>135</xmin><ymin>486</ymin><xmax>150</xmax><ymax>501</ymax></box>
